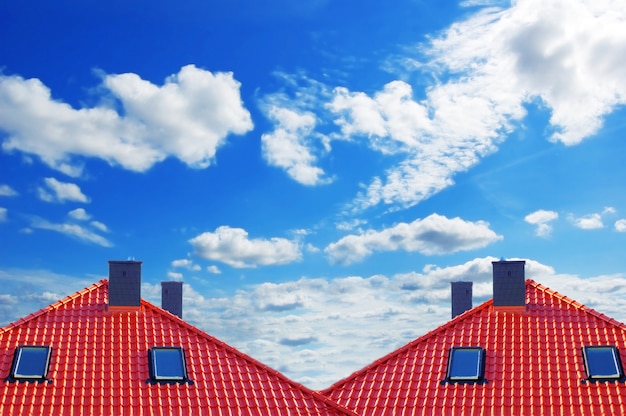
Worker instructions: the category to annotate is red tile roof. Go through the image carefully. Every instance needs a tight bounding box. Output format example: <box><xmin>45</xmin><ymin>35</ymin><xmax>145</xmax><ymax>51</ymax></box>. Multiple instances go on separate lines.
<box><xmin>0</xmin><ymin>280</ymin><xmax>356</xmax><ymax>416</ymax></box>
<box><xmin>322</xmin><ymin>280</ymin><xmax>626</xmax><ymax>415</ymax></box>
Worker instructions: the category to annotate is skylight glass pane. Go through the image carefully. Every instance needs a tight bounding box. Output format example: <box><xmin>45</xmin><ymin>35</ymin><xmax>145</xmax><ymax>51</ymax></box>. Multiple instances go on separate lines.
<box><xmin>13</xmin><ymin>346</ymin><xmax>51</xmax><ymax>379</ymax></box>
<box><xmin>152</xmin><ymin>347</ymin><xmax>186</xmax><ymax>380</ymax></box>
<box><xmin>584</xmin><ymin>346</ymin><xmax>622</xmax><ymax>379</ymax></box>
<box><xmin>448</xmin><ymin>347</ymin><xmax>483</xmax><ymax>381</ymax></box>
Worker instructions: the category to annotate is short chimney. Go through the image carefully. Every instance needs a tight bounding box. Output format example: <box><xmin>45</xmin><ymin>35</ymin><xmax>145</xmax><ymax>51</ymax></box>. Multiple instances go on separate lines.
<box><xmin>492</xmin><ymin>260</ymin><xmax>526</xmax><ymax>311</ymax></box>
<box><xmin>451</xmin><ymin>281</ymin><xmax>473</xmax><ymax>318</ymax></box>
<box><xmin>108</xmin><ymin>260</ymin><xmax>142</xmax><ymax>310</ymax></box>
<box><xmin>161</xmin><ymin>281</ymin><xmax>183</xmax><ymax>319</ymax></box>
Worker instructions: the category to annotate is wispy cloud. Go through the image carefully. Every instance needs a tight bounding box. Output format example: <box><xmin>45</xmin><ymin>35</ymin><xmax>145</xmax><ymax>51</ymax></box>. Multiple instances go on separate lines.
<box><xmin>30</xmin><ymin>208</ymin><xmax>113</xmax><ymax>247</ymax></box>
<box><xmin>0</xmin><ymin>65</ymin><xmax>253</xmax><ymax>176</ymax></box>
<box><xmin>29</xmin><ymin>215</ymin><xmax>112</xmax><ymax>247</ymax></box>
<box><xmin>189</xmin><ymin>226</ymin><xmax>302</xmax><ymax>268</ymax></box>
<box><xmin>325</xmin><ymin>214</ymin><xmax>502</xmax><ymax>265</ymax></box>
<box><xmin>171</xmin><ymin>258</ymin><xmax>201</xmax><ymax>271</ymax></box>
<box><xmin>524</xmin><ymin>209</ymin><xmax>559</xmax><ymax>237</ymax></box>
<box><xmin>68</xmin><ymin>208</ymin><xmax>91</xmax><ymax>221</ymax></box>
<box><xmin>38</xmin><ymin>178</ymin><xmax>90</xmax><ymax>203</ymax></box>
<box><xmin>0</xmin><ymin>184</ymin><xmax>18</xmax><ymax>197</ymax></box>
<box><xmin>0</xmin><ymin>207</ymin><xmax>7</xmax><ymax>222</ymax></box>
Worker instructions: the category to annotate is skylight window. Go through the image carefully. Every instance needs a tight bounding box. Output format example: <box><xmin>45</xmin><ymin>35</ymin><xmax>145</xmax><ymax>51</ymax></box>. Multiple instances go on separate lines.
<box><xmin>446</xmin><ymin>347</ymin><xmax>485</xmax><ymax>382</ymax></box>
<box><xmin>583</xmin><ymin>346</ymin><xmax>624</xmax><ymax>380</ymax></box>
<box><xmin>11</xmin><ymin>346</ymin><xmax>52</xmax><ymax>380</ymax></box>
<box><xmin>149</xmin><ymin>347</ymin><xmax>188</xmax><ymax>382</ymax></box>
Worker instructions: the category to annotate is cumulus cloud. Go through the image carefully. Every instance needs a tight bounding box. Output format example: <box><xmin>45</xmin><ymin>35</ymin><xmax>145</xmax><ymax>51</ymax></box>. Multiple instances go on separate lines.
<box><xmin>0</xmin><ymin>184</ymin><xmax>18</xmax><ymax>197</ymax></box>
<box><xmin>37</xmin><ymin>178</ymin><xmax>90</xmax><ymax>204</ymax></box>
<box><xmin>569</xmin><ymin>207</ymin><xmax>617</xmax><ymax>230</ymax></box>
<box><xmin>189</xmin><ymin>226</ymin><xmax>302</xmax><ymax>268</ymax></box>
<box><xmin>615</xmin><ymin>219</ymin><xmax>626</xmax><ymax>232</ymax></box>
<box><xmin>343</xmin><ymin>0</ymin><xmax>626</xmax><ymax>209</ymax></box>
<box><xmin>0</xmin><ymin>65</ymin><xmax>253</xmax><ymax>176</ymax></box>
<box><xmin>524</xmin><ymin>209</ymin><xmax>559</xmax><ymax>237</ymax></box>
<box><xmin>570</xmin><ymin>213</ymin><xmax>604</xmax><ymax>229</ymax></box>
<box><xmin>262</xmin><ymin>0</ymin><xmax>626</xmax><ymax>211</ymax></box>
<box><xmin>325</xmin><ymin>213</ymin><xmax>502</xmax><ymax>265</ymax></box>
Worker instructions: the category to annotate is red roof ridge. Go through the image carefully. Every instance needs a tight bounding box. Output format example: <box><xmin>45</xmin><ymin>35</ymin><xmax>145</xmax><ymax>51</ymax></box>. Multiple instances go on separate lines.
<box><xmin>320</xmin><ymin>293</ymin><xmax>494</xmax><ymax>395</ymax></box>
<box><xmin>527</xmin><ymin>278</ymin><xmax>626</xmax><ymax>330</ymax></box>
<box><xmin>0</xmin><ymin>279</ymin><xmax>107</xmax><ymax>336</ymax></box>
<box><xmin>321</xmin><ymin>278</ymin><xmax>626</xmax><ymax>395</ymax></box>
<box><xmin>137</xmin><ymin>298</ymin><xmax>358</xmax><ymax>415</ymax></box>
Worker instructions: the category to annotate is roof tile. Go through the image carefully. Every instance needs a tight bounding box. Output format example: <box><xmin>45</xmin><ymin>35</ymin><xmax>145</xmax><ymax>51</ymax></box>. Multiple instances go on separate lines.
<box><xmin>1</xmin><ymin>279</ymin><xmax>357</xmax><ymax>416</ymax></box>
<box><xmin>322</xmin><ymin>280</ymin><xmax>626</xmax><ymax>415</ymax></box>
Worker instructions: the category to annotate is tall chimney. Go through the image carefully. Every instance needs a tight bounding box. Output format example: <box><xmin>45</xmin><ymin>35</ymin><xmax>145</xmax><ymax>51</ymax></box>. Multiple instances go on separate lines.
<box><xmin>451</xmin><ymin>281</ymin><xmax>473</xmax><ymax>318</ymax></box>
<box><xmin>108</xmin><ymin>260</ymin><xmax>142</xmax><ymax>310</ymax></box>
<box><xmin>161</xmin><ymin>281</ymin><xmax>183</xmax><ymax>319</ymax></box>
<box><xmin>492</xmin><ymin>260</ymin><xmax>526</xmax><ymax>311</ymax></box>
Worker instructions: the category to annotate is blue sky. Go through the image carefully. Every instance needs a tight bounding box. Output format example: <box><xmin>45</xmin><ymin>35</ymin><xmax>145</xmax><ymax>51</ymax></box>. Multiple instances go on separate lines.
<box><xmin>1</xmin><ymin>0</ymin><xmax>626</xmax><ymax>388</ymax></box>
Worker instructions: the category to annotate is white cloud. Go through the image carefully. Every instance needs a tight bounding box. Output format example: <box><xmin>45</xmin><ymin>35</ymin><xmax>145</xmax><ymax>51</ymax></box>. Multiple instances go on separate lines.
<box><xmin>0</xmin><ymin>207</ymin><xmax>7</xmax><ymax>222</ymax></box>
<box><xmin>0</xmin><ymin>65</ymin><xmax>253</xmax><ymax>176</ymax></box>
<box><xmin>570</xmin><ymin>213</ymin><xmax>604</xmax><ymax>229</ymax></box>
<box><xmin>524</xmin><ymin>209</ymin><xmax>559</xmax><ymax>237</ymax></box>
<box><xmin>171</xmin><ymin>258</ymin><xmax>201</xmax><ymax>271</ymax></box>
<box><xmin>90</xmin><ymin>221</ymin><xmax>108</xmax><ymax>232</ymax></box>
<box><xmin>149</xmin><ymin>256</ymin><xmax>626</xmax><ymax>389</ymax></box>
<box><xmin>325</xmin><ymin>213</ymin><xmax>502</xmax><ymax>265</ymax></box>
<box><xmin>264</xmin><ymin>0</ymin><xmax>626</xmax><ymax>211</ymax></box>
<box><xmin>260</xmin><ymin>75</ymin><xmax>333</xmax><ymax>186</ymax></box>
<box><xmin>167</xmin><ymin>271</ymin><xmax>184</xmax><ymax>280</ymax></box>
<box><xmin>615</xmin><ymin>219</ymin><xmax>626</xmax><ymax>232</ymax></box>
<box><xmin>189</xmin><ymin>226</ymin><xmax>302</xmax><ymax>268</ymax></box>
<box><xmin>30</xmin><ymin>217</ymin><xmax>112</xmax><ymax>247</ymax></box>
<box><xmin>5</xmin><ymin>257</ymin><xmax>626</xmax><ymax>390</ymax></box>
<box><xmin>38</xmin><ymin>178</ymin><xmax>89</xmax><ymax>203</ymax></box>
<box><xmin>207</xmin><ymin>265</ymin><xmax>222</xmax><ymax>274</ymax></box>
<box><xmin>0</xmin><ymin>184</ymin><xmax>18</xmax><ymax>197</ymax></box>
<box><xmin>336</xmin><ymin>219</ymin><xmax>367</xmax><ymax>231</ymax></box>
<box><xmin>261</xmin><ymin>105</ymin><xmax>328</xmax><ymax>186</ymax></box>
<box><xmin>603</xmin><ymin>206</ymin><xmax>617</xmax><ymax>215</ymax></box>
<box><xmin>568</xmin><ymin>207</ymin><xmax>618</xmax><ymax>230</ymax></box>
<box><xmin>68</xmin><ymin>208</ymin><xmax>91</xmax><ymax>221</ymax></box>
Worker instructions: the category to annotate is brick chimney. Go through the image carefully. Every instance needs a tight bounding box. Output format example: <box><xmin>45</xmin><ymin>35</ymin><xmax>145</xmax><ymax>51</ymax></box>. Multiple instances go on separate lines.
<box><xmin>451</xmin><ymin>281</ymin><xmax>473</xmax><ymax>318</ymax></box>
<box><xmin>108</xmin><ymin>260</ymin><xmax>142</xmax><ymax>312</ymax></box>
<box><xmin>161</xmin><ymin>281</ymin><xmax>183</xmax><ymax>319</ymax></box>
<box><xmin>492</xmin><ymin>260</ymin><xmax>526</xmax><ymax>312</ymax></box>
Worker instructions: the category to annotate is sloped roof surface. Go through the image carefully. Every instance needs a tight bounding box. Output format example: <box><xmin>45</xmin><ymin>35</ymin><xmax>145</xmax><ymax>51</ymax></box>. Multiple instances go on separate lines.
<box><xmin>322</xmin><ymin>280</ymin><xmax>626</xmax><ymax>415</ymax></box>
<box><xmin>0</xmin><ymin>280</ymin><xmax>356</xmax><ymax>416</ymax></box>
